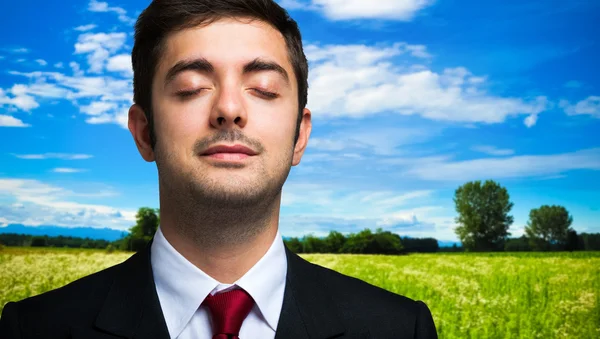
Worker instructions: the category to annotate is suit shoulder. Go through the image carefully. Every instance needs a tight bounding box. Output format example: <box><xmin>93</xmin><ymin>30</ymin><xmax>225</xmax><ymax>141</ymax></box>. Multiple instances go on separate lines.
<box><xmin>2</xmin><ymin>253</ymin><xmax>140</xmax><ymax>338</ymax></box>
<box><xmin>310</xmin><ymin>259</ymin><xmax>418</xmax><ymax>305</ymax></box>
<box><xmin>305</xmin><ymin>259</ymin><xmax>437</xmax><ymax>337</ymax></box>
<box><xmin>306</xmin><ymin>258</ymin><xmax>432</xmax><ymax>320</ymax></box>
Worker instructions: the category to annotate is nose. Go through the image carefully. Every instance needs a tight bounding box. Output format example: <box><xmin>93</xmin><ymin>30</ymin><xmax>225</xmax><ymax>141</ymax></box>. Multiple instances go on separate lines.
<box><xmin>209</xmin><ymin>82</ymin><xmax>248</xmax><ymax>130</ymax></box>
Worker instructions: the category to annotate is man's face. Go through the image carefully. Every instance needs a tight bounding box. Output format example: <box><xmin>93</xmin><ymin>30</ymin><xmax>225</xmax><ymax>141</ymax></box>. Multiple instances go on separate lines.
<box><xmin>133</xmin><ymin>17</ymin><xmax>311</xmax><ymax>207</ymax></box>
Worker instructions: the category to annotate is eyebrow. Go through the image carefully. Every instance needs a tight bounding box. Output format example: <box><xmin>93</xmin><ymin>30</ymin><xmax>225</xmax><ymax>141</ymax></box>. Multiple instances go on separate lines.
<box><xmin>164</xmin><ymin>57</ymin><xmax>290</xmax><ymax>86</ymax></box>
<box><xmin>243</xmin><ymin>58</ymin><xmax>290</xmax><ymax>85</ymax></box>
<box><xmin>164</xmin><ymin>58</ymin><xmax>214</xmax><ymax>85</ymax></box>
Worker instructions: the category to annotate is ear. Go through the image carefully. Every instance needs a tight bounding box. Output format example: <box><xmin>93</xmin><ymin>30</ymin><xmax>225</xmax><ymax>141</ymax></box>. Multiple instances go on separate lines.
<box><xmin>292</xmin><ymin>108</ymin><xmax>312</xmax><ymax>166</ymax></box>
<box><xmin>128</xmin><ymin>104</ymin><xmax>156</xmax><ymax>162</ymax></box>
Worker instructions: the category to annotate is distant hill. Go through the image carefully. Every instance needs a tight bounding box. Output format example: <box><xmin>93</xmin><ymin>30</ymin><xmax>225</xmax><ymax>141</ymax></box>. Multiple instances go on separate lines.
<box><xmin>438</xmin><ymin>240</ymin><xmax>461</xmax><ymax>247</ymax></box>
<box><xmin>0</xmin><ymin>224</ymin><xmax>128</xmax><ymax>241</ymax></box>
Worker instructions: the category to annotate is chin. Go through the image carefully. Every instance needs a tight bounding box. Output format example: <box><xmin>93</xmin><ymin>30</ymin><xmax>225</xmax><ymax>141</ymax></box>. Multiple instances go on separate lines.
<box><xmin>190</xmin><ymin>178</ymin><xmax>270</xmax><ymax>204</ymax></box>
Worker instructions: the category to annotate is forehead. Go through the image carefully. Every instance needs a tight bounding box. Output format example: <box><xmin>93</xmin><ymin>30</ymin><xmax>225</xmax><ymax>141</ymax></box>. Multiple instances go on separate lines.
<box><xmin>156</xmin><ymin>17</ymin><xmax>294</xmax><ymax>80</ymax></box>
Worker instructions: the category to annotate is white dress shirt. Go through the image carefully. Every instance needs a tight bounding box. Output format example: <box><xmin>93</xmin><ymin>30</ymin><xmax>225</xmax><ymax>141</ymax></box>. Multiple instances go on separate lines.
<box><xmin>150</xmin><ymin>226</ymin><xmax>288</xmax><ymax>339</ymax></box>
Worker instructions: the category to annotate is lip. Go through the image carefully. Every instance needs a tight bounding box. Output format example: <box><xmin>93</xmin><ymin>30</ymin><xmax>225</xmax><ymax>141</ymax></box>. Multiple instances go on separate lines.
<box><xmin>201</xmin><ymin>144</ymin><xmax>258</xmax><ymax>156</ymax></box>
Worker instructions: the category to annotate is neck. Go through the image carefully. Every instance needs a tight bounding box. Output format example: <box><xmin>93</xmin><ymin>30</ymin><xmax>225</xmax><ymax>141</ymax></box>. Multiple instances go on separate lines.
<box><xmin>158</xmin><ymin>190</ymin><xmax>282</xmax><ymax>284</ymax></box>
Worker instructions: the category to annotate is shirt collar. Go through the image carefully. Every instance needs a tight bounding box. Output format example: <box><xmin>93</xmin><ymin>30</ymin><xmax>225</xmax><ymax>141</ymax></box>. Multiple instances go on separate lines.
<box><xmin>150</xmin><ymin>226</ymin><xmax>287</xmax><ymax>338</ymax></box>
<box><xmin>234</xmin><ymin>229</ymin><xmax>287</xmax><ymax>331</ymax></box>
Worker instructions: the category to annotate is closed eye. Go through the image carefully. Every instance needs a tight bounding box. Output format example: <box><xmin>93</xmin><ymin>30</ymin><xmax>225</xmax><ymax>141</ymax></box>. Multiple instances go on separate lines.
<box><xmin>175</xmin><ymin>88</ymin><xmax>278</xmax><ymax>100</ymax></box>
<box><xmin>253</xmin><ymin>89</ymin><xmax>278</xmax><ymax>99</ymax></box>
<box><xmin>175</xmin><ymin>89</ymin><xmax>204</xmax><ymax>98</ymax></box>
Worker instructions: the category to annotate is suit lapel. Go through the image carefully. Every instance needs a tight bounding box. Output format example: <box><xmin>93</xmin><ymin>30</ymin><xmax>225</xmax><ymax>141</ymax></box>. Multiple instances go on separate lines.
<box><xmin>73</xmin><ymin>238</ymin><xmax>348</xmax><ymax>339</ymax></box>
<box><xmin>275</xmin><ymin>245</ymin><xmax>346</xmax><ymax>339</ymax></box>
<box><xmin>91</xmin><ymin>239</ymin><xmax>170</xmax><ymax>339</ymax></box>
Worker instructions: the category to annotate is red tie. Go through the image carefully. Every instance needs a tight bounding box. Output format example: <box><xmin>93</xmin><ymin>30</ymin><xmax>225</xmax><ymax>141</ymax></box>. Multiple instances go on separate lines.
<box><xmin>202</xmin><ymin>288</ymin><xmax>255</xmax><ymax>339</ymax></box>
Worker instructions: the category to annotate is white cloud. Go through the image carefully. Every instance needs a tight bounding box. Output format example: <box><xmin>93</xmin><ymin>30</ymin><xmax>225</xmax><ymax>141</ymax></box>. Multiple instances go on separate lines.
<box><xmin>0</xmin><ymin>51</ymin><xmax>133</xmax><ymax>129</ymax></box>
<box><xmin>282</xmin><ymin>183</ymin><xmax>433</xmax><ymax>213</ymax></box>
<box><xmin>306</xmin><ymin>42</ymin><xmax>429</xmax><ymax>65</ymax></box>
<box><xmin>279</xmin><ymin>213</ymin><xmax>451</xmax><ymax>239</ymax></box>
<box><xmin>560</xmin><ymin>96</ymin><xmax>600</xmax><ymax>118</ymax></box>
<box><xmin>0</xmin><ymin>115</ymin><xmax>30</xmax><ymax>127</ymax></box>
<box><xmin>54</xmin><ymin>62</ymin><xmax>64</xmax><ymax>68</ymax></box>
<box><xmin>280</xmin><ymin>183</ymin><xmax>456</xmax><ymax>240</ymax></box>
<box><xmin>8</xmin><ymin>81</ymin><xmax>71</xmax><ymax>100</ymax></box>
<box><xmin>7</xmin><ymin>58</ymin><xmax>133</xmax><ymax>128</ymax></box>
<box><xmin>52</xmin><ymin>168</ymin><xmax>87</xmax><ymax>173</ymax></box>
<box><xmin>308</xmin><ymin>138</ymin><xmax>348</xmax><ymax>151</ymax></box>
<box><xmin>279</xmin><ymin>183</ymin><xmax>455</xmax><ymax>239</ymax></box>
<box><xmin>315</xmin><ymin>0</ymin><xmax>434</xmax><ymax>21</ymax></box>
<box><xmin>401</xmin><ymin>148</ymin><xmax>600</xmax><ymax>181</ymax></box>
<box><xmin>69</xmin><ymin>61</ymin><xmax>84</xmax><ymax>76</ymax></box>
<box><xmin>8</xmin><ymin>47</ymin><xmax>29</xmax><ymax>54</ymax></box>
<box><xmin>106</xmin><ymin>54</ymin><xmax>131</xmax><ymax>74</ymax></box>
<box><xmin>0</xmin><ymin>86</ymin><xmax>39</xmax><ymax>111</ymax></box>
<box><xmin>278</xmin><ymin>0</ymin><xmax>306</xmax><ymax>10</ymax></box>
<box><xmin>13</xmin><ymin>153</ymin><xmax>93</xmax><ymax>160</ymax></box>
<box><xmin>85</xmin><ymin>106</ymin><xmax>129</xmax><ymax>128</ymax></box>
<box><xmin>80</xmin><ymin>101</ymin><xmax>118</xmax><ymax>116</ymax></box>
<box><xmin>0</xmin><ymin>178</ymin><xmax>135</xmax><ymax>230</ymax></box>
<box><xmin>35</xmin><ymin>59</ymin><xmax>47</xmax><ymax>66</ymax></box>
<box><xmin>74</xmin><ymin>32</ymin><xmax>127</xmax><ymax>73</ymax></box>
<box><xmin>309</xmin><ymin>126</ymin><xmax>434</xmax><ymax>155</ymax></box>
<box><xmin>306</xmin><ymin>43</ymin><xmax>549</xmax><ymax>124</ymax></box>
<box><xmin>471</xmin><ymin>145</ymin><xmax>514</xmax><ymax>156</ymax></box>
<box><xmin>404</xmin><ymin>44</ymin><xmax>432</xmax><ymax>58</ymax></box>
<box><xmin>282</xmin><ymin>183</ymin><xmax>443</xmax><ymax>222</ymax></box>
<box><xmin>280</xmin><ymin>0</ymin><xmax>435</xmax><ymax>21</ymax></box>
<box><xmin>88</xmin><ymin>0</ymin><xmax>135</xmax><ymax>25</ymax></box>
<box><xmin>74</xmin><ymin>24</ymin><xmax>97</xmax><ymax>32</ymax></box>
<box><xmin>524</xmin><ymin>113</ymin><xmax>538</xmax><ymax>127</ymax></box>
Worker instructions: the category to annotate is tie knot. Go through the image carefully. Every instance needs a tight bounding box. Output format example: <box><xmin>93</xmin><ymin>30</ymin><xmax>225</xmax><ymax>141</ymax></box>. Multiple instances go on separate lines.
<box><xmin>202</xmin><ymin>288</ymin><xmax>255</xmax><ymax>339</ymax></box>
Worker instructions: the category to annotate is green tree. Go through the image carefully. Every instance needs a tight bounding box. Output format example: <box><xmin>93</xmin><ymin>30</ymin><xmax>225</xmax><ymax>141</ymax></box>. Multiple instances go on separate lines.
<box><xmin>401</xmin><ymin>237</ymin><xmax>439</xmax><ymax>253</ymax></box>
<box><xmin>121</xmin><ymin>207</ymin><xmax>160</xmax><ymax>251</ymax></box>
<box><xmin>580</xmin><ymin>233</ymin><xmax>600</xmax><ymax>250</ymax></box>
<box><xmin>302</xmin><ymin>234</ymin><xmax>327</xmax><ymax>253</ymax></box>
<box><xmin>525</xmin><ymin>205</ymin><xmax>573</xmax><ymax>251</ymax></box>
<box><xmin>324</xmin><ymin>231</ymin><xmax>346</xmax><ymax>253</ymax></box>
<box><xmin>284</xmin><ymin>237</ymin><xmax>303</xmax><ymax>253</ymax></box>
<box><xmin>565</xmin><ymin>229</ymin><xmax>580</xmax><ymax>251</ymax></box>
<box><xmin>371</xmin><ymin>228</ymin><xmax>403</xmax><ymax>254</ymax></box>
<box><xmin>342</xmin><ymin>229</ymin><xmax>373</xmax><ymax>254</ymax></box>
<box><xmin>504</xmin><ymin>235</ymin><xmax>531</xmax><ymax>251</ymax></box>
<box><xmin>31</xmin><ymin>236</ymin><xmax>48</xmax><ymax>247</ymax></box>
<box><xmin>130</xmin><ymin>207</ymin><xmax>160</xmax><ymax>238</ymax></box>
<box><xmin>340</xmin><ymin>228</ymin><xmax>403</xmax><ymax>254</ymax></box>
<box><xmin>454</xmin><ymin>180</ymin><xmax>514</xmax><ymax>251</ymax></box>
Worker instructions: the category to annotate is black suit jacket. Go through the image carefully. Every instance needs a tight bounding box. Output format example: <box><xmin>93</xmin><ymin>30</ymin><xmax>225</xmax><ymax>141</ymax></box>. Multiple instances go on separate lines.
<box><xmin>0</xmin><ymin>240</ymin><xmax>437</xmax><ymax>339</ymax></box>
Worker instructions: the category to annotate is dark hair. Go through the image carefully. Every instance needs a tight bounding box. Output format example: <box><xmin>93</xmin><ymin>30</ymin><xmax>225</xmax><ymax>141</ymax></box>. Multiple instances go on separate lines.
<box><xmin>132</xmin><ymin>0</ymin><xmax>309</xmax><ymax>149</ymax></box>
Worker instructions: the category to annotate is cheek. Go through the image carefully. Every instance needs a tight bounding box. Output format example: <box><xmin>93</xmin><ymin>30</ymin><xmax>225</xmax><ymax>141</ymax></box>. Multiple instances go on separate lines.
<box><xmin>253</xmin><ymin>105</ymin><xmax>297</xmax><ymax>149</ymax></box>
<box><xmin>154</xmin><ymin>101</ymin><xmax>207</xmax><ymax>150</ymax></box>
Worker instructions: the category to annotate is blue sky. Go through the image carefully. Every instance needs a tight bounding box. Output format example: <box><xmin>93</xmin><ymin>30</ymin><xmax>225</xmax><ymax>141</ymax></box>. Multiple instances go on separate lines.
<box><xmin>0</xmin><ymin>0</ymin><xmax>598</xmax><ymax>242</ymax></box>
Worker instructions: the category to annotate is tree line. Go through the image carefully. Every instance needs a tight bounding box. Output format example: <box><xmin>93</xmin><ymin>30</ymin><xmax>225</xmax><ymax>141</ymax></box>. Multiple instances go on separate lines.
<box><xmin>1</xmin><ymin>180</ymin><xmax>599</xmax><ymax>253</ymax></box>
<box><xmin>0</xmin><ymin>233</ymin><xmax>110</xmax><ymax>249</ymax></box>
<box><xmin>283</xmin><ymin>229</ymin><xmax>440</xmax><ymax>254</ymax></box>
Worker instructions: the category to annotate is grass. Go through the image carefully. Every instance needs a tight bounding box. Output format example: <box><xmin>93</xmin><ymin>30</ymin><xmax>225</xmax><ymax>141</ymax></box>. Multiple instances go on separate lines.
<box><xmin>0</xmin><ymin>247</ymin><xmax>131</xmax><ymax>309</ymax></box>
<box><xmin>1</xmin><ymin>247</ymin><xmax>598</xmax><ymax>338</ymax></box>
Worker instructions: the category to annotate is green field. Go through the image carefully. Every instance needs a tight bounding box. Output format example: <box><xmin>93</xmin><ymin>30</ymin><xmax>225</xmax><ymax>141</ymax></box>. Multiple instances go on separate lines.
<box><xmin>1</xmin><ymin>247</ymin><xmax>599</xmax><ymax>338</ymax></box>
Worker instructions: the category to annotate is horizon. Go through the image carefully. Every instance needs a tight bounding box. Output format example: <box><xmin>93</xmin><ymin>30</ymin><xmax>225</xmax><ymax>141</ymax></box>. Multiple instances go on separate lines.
<box><xmin>0</xmin><ymin>223</ymin><xmax>463</xmax><ymax>246</ymax></box>
<box><xmin>1</xmin><ymin>0</ymin><xmax>599</xmax><ymax>243</ymax></box>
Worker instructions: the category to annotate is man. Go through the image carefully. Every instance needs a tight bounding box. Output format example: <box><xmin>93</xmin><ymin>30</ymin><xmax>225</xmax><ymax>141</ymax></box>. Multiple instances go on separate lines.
<box><xmin>0</xmin><ymin>0</ymin><xmax>437</xmax><ymax>338</ymax></box>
